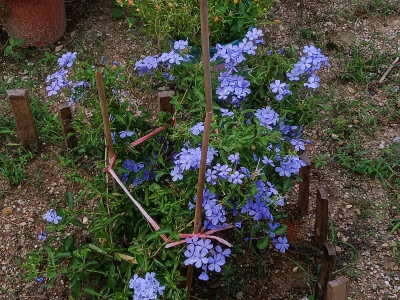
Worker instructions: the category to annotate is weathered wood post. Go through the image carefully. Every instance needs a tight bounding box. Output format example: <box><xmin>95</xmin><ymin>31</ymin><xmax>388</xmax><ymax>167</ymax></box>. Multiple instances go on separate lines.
<box><xmin>315</xmin><ymin>241</ymin><xmax>336</xmax><ymax>299</ymax></box>
<box><xmin>326</xmin><ymin>276</ymin><xmax>350</xmax><ymax>300</ymax></box>
<box><xmin>58</xmin><ymin>103</ymin><xmax>77</xmax><ymax>149</ymax></box>
<box><xmin>314</xmin><ymin>186</ymin><xmax>329</xmax><ymax>247</ymax></box>
<box><xmin>298</xmin><ymin>150</ymin><xmax>311</xmax><ymax>216</ymax></box>
<box><xmin>157</xmin><ymin>91</ymin><xmax>175</xmax><ymax>114</ymax></box>
<box><xmin>7</xmin><ymin>89</ymin><xmax>39</xmax><ymax>148</ymax></box>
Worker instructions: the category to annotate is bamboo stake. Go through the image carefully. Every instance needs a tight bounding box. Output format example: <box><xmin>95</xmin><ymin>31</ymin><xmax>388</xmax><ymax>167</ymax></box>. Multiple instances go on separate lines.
<box><xmin>95</xmin><ymin>71</ymin><xmax>115</xmax><ymax>188</ymax></box>
<box><xmin>186</xmin><ymin>1</ymin><xmax>213</xmax><ymax>298</ymax></box>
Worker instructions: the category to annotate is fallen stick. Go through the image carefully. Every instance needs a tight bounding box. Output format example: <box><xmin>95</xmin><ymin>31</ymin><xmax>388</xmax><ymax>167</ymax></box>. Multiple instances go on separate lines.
<box><xmin>379</xmin><ymin>56</ymin><xmax>399</xmax><ymax>83</ymax></box>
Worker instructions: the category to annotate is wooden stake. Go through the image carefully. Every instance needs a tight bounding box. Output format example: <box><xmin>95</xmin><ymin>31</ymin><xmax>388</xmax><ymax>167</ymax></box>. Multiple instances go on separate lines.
<box><xmin>7</xmin><ymin>89</ymin><xmax>39</xmax><ymax>148</ymax></box>
<box><xmin>95</xmin><ymin>71</ymin><xmax>115</xmax><ymax>160</ymax></box>
<box><xmin>326</xmin><ymin>277</ymin><xmax>350</xmax><ymax>300</ymax></box>
<box><xmin>298</xmin><ymin>150</ymin><xmax>311</xmax><ymax>216</ymax></box>
<box><xmin>58</xmin><ymin>103</ymin><xmax>77</xmax><ymax>149</ymax></box>
<box><xmin>186</xmin><ymin>1</ymin><xmax>213</xmax><ymax>299</ymax></box>
<box><xmin>157</xmin><ymin>90</ymin><xmax>175</xmax><ymax>114</ymax></box>
<box><xmin>315</xmin><ymin>241</ymin><xmax>336</xmax><ymax>300</ymax></box>
<box><xmin>314</xmin><ymin>186</ymin><xmax>329</xmax><ymax>247</ymax></box>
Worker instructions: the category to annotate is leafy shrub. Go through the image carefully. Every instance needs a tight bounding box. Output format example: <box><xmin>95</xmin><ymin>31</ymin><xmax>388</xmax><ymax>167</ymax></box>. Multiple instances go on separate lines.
<box><xmin>116</xmin><ymin>0</ymin><xmax>274</xmax><ymax>48</ymax></box>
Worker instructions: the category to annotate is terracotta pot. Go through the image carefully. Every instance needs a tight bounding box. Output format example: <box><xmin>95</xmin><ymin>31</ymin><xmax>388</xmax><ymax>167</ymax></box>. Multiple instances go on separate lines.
<box><xmin>0</xmin><ymin>0</ymin><xmax>66</xmax><ymax>47</ymax></box>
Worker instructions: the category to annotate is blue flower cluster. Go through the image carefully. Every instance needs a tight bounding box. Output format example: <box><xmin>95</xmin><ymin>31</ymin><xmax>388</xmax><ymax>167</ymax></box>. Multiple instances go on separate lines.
<box><xmin>121</xmin><ymin>158</ymin><xmax>156</xmax><ymax>187</ymax></box>
<box><xmin>134</xmin><ymin>39</ymin><xmax>191</xmax><ymax>77</ymax></box>
<box><xmin>45</xmin><ymin>52</ymin><xmax>90</xmax><ymax>105</ymax></box>
<box><xmin>43</xmin><ymin>209</ymin><xmax>62</xmax><ymax>224</ymax></box>
<box><xmin>268</xmin><ymin>45</ymin><xmax>328</xmax><ymax>102</ymax></box>
<box><xmin>170</xmin><ymin>147</ymin><xmax>218</xmax><ymax>181</ymax></box>
<box><xmin>254</xmin><ymin>106</ymin><xmax>280</xmax><ymax>129</ymax></box>
<box><xmin>188</xmin><ymin>188</ymin><xmax>227</xmax><ymax>230</ymax></box>
<box><xmin>275</xmin><ymin>155</ymin><xmax>306</xmax><ymax>177</ymax></box>
<box><xmin>184</xmin><ymin>236</ymin><xmax>231</xmax><ymax>281</ymax></box>
<box><xmin>212</xmin><ymin>28</ymin><xmax>264</xmax><ymax>105</ymax></box>
<box><xmin>129</xmin><ymin>272</ymin><xmax>165</xmax><ymax>300</ymax></box>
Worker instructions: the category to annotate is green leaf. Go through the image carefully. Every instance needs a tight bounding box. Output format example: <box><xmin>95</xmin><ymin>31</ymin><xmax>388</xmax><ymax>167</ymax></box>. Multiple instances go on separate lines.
<box><xmin>54</xmin><ymin>252</ymin><xmax>72</xmax><ymax>259</ymax></box>
<box><xmin>108</xmin><ymin>264</ymin><xmax>116</xmax><ymax>290</ymax></box>
<box><xmin>274</xmin><ymin>225</ymin><xmax>287</xmax><ymax>236</ymax></box>
<box><xmin>256</xmin><ymin>237</ymin><xmax>270</xmax><ymax>250</ymax></box>
<box><xmin>83</xmin><ymin>287</ymin><xmax>100</xmax><ymax>296</ymax></box>
<box><xmin>66</xmin><ymin>191</ymin><xmax>74</xmax><ymax>211</ymax></box>
<box><xmin>88</xmin><ymin>243</ymin><xmax>108</xmax><ymax>255</ymax></box>
<box><xmin>146</xmin><ymin>227</ymin><xmax>171</xmax><ymax>242</ymax></box>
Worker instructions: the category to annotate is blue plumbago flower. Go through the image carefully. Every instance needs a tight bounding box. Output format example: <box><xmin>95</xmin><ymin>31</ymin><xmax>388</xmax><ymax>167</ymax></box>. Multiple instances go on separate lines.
<box><xmin>254</xmin><ymin>106</ymin><xmax>280</xmax><ymax>129</ymax></box>
<box><xmin>239</xmin><ymin>38</ymin><xmax>257</xmax><ymax>55</ymax></box>
<box><xmin>252</xmin><ymin>153</ymin><xmax>258</xmax><ymax>161</ymax></box>
<box><xmin>241</xmin><ymin>197</ymin><xmax>273</xmax><ymax>222</ymax></box>
<box><xmin>245</xmin><ymin>28</ymin><xmax>264</xmax><ymax>43</ymax></box>
<box><xmin>46</xmin><ymin>81</ymin><xmax>60</xmax><ymax>96</ymax></box>
<box><xmin>208</xmin><ymin>253</ymin><xmax>225</xmax><ymax>272</ymax></box>
<box><xmin>35</xmin><ymin>277</ymin><xmax>44</xmax><ymax>283</ymax></box>
<box><xmin>119</xmin><ymin>130</ymin><xmax>134</xmax><ymax>138</ymax></box>
<box><xmin>129</xmin><ymin>272</ymin><xmax>165</xmax><ymax>300</ymax></box>
<box><xmin>57</xmin><ymin>52</ymin><xmax>77</xmax><ymax>69</ymax></box>
<box><xmin>228</xmin><ymin>171</ymin><xmax>245</xmax><ymax>185</ymax></box>
<box><xmin>199</xmin><ymin>269</ymin><xmax>209</xmax><ymax>281</ymax></box>
<box><xmin>290</xmin><ymin>139</ymin><xmax>306</xmax><ymax>151</ymax></box>
<box><xmin>255</xmin><ymin>180</ymin><xmax>278</xmax><ymax>201</ymax></box>
<box><xmin>69</xmin><ymin>81</ymin><xmax>90</xmax><ymax>104</ymax></box>
<box><xmin>171</xmin><ymin>166</ymin><xmax>183</xmax><ymax>181</ymax></box>
<box><xmin>158</xmin><ymin>51</ymin><xmax>184</xmax><ymax>65</ymax></box>
<box><xmin>172</xmin><ymin>147</ymin><xmax>218</xmax><ymax>181</ymax></box>
<box><xmin>239</xmin><ymin>166</ymin><xmax>251</xmax><ymax>178</ymax></box>
<box><xmin>304</xmin><ymin>73</ymin><xmax>320</xmax><ymax>90</ymax></box>
<box><xmin>204</xmin><ymin>202</ymin><xmax>227</xmax><ymax>228</ymax></box>
<box><xmin>213</xmin><ymin>163</ymin><xmax>232</xmax><ymax>179</ymax></box>
<box><xmin>163</xmin><ymin>72</ymin><xmax>169</xmax><ymax>78</ymax></box>
<box><xmin>267</xmin><ymin>50</ymin><xmax>273</xmax><ymax>56</ymax></box>
<box><xmin>205</xmin><ymin>169</ymin><xmax>218</xmax><ymax>185</ymax></box>
<box><xmin>37</xmin><ymin>230</ymin><xmax>46</xmax><ymax>241</ymax></box>
<box><xmin>228</xmin><ymin>153</ymin><xmax>240</xmax><ymax>163</ymax></box>
<box><xmin>265</xmin><ymin>222</ymin><xmax>280</xmax><ymax>238</ymax></box>
<box><xmin>286</xmin><ymin>67</ymin><xmax>301</xmax><ymax>82</ymax></box>
<box><xmin>189</xmin><ymin>188</ymin><xmax>217</xmax><ymax>211</ymax></box>
<box><xmin>274</xmin><ymin>236</ymin><xmax>289</xmax><ymax>253</ymax></box>
<box><xmin>173</xmin><ymin>38</ymin><xmax>188</xmax><ymax>50</ymax></box>
<box><xmin>169</xmin><ymin>75</ymin><xmax>175</xmax><ymax>81</ymax></box>
<box><xmin>43</xmin><ymin>209</ymin><xmax>62</xmax><ymax>224</ymax></box>
<box><xmin>190</xmin><ymin>122</ymin><xmax>204</xmax><ymax>136</ymax></box>
<box><xmin>215</xmin><ymin>245</ymin><xmax>231</xmax><ymax>257</ymax></box>
<box><xmin>134</xmin><ymin>55</ymin><xmax>158</xmax><ymax>76</ymax></box>
<box><xmin>109</xmin><ymin>115</ymin><xmax>115</xmax><ymax>123</ymax></box>
<box><xmin>184</xmin><ymin>237</ymin><xmax>211</xmax><ymax>268</ymax></box>
<box><xmin>270</xmin><ymin>80</ymin><xmax>292</xmax><ymax>102</ymax></box>
<box><xmin>216</xmin><ymin>72</ymin><xmax>251</xmax><ymax>103</ymax></box>
<box><xmin>220</xmin><ymin>108</ymin><xmax>234</xmax><ymax>118</ymax></box>
<box><xmin>122</xmin><ymin>160</ymin><xmax>145</xmax><ymax>173</ymax></box>
<box><xmin>111</xmin><ymin>132</ymin><xmax>116</xmax><ymax>144</ymax></box>
<box><xmin>121</xmin><ymin>172</ymin><xmax>129</xmax><ymax>184</ymax></box>
<box><xmin>279</xmin><ymin>48</ymin><xmax>285</xmax><ymax>55</ymax></box>
<box><xmin>262</xmin><ymin>156</ymin><xmax>275</xmax><ymax>167</ymax></box>
<box><xmin>235</xmin><ymin>221</ymin><xmax>242</xmax><ymax>229</ymax></box>
<box><xmin>275</xmin><ymin>155</ymin><xmax>306</xmax><ymax>177</ymax></box>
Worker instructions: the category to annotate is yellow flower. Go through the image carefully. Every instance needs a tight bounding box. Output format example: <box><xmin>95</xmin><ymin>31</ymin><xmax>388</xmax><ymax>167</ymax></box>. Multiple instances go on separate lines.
<box><xmin>214</xmin><ymin>16</ymin><xmax>219</xmax><ymax>22</ymax></box>
<box><xmin>168</xmin><ymin>2</ymin><xmax>173</xmax><ymax>8</ymax></box>
<box><xmin>234</xmin><ymin>0</ymin><xmax>238</xmax><ymax>3</ymax></box>
<box><xmin>136</xmin><ymin>8</ymin><xmax>140</xmax><ymax>12</ymax></box>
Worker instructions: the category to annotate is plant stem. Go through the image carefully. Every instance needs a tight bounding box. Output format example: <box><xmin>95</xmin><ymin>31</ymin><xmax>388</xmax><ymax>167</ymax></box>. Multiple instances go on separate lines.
<box><xmin>186</xmin><ymin>0</ymin><xmax>213</xmax><ymax>299</ymax></box>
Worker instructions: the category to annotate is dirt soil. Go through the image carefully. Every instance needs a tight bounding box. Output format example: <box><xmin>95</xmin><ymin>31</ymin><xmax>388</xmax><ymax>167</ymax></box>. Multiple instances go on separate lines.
<box><xmin>1</xmin><ymin>0</ymin><xmax>400</xmax><ymax>299</ymax></box>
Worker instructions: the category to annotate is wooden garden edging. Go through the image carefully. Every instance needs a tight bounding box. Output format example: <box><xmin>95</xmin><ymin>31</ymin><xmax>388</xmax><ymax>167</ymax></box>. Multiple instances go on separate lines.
<box><xmin>295</xmin><ymin>158</ymin><xmax>350</xmax><ymax>300</ymax></box>
<box><xmin>7</xmin><ymin>89</ymin><xmax>39</xmax><ymax>148</ymax></box>
<box><xmin>58</xmin><ymin>102</ymin><xmax>77</xmax><ymax>149</ymax></box>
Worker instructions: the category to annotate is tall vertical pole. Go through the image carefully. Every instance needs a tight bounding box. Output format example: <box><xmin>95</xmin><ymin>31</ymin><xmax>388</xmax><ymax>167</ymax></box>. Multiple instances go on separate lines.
<box><xmin>186</xmin><ymin>1</ymin><xmax>213</xmax><ymax>298</ymax></box>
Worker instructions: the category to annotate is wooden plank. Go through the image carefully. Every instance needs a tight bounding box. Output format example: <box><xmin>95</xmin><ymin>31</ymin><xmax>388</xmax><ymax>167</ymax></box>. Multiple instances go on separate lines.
<box><xmin>314</xmin><ymin>185</ymin><xmax>329</xmax><ymax>247</ymax></box>
<box><xmin>315</xmin><ymin>241</ymin><xmax>337</xmax><ymax>300</ymax></box>
<box><xmin>298</xmin><ymin>150</ymin><xmax>311</xmax><ymax>216</ymax></box>
<box><xmin>58</xmin><ymin>103</ymin><xmax>77</xmax><ymax>149</ymax></box>
<box><xmin>157</xmin><ymin>91</ymin><xmax>174</xmax><ymax>114</ymax></box>
<box><xmin>7</xmin><ymin>89</ymin><xmax>39</xmax><ymax>148</ymax></box>
<box><xmin>326</xmin><ymin>276</ymin><xmax>350</xmax><ymax>300</ymax></box>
